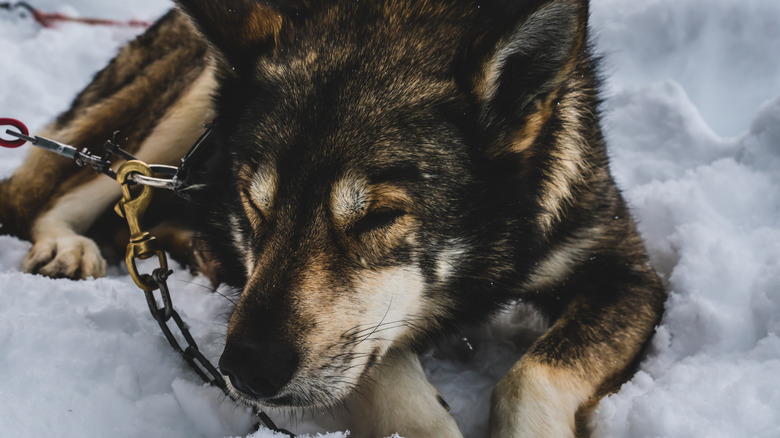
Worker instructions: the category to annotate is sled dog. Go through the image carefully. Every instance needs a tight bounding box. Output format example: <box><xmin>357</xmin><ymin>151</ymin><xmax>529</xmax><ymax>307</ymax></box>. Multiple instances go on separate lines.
<box><xmin>0</xmin><ymin>0</ymin><xmax>666</xmax><ymax>436</ymax></box>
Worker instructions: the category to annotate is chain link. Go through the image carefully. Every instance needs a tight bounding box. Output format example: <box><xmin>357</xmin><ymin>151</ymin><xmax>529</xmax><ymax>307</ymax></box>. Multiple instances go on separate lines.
<box><xmin>115</xmin><ymin>160</ymin><xmax>295</xmax><ymax>437</ymax></box>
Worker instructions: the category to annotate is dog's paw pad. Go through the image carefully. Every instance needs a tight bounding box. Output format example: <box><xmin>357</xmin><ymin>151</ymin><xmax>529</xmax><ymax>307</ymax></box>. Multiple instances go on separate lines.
<box><xmin>23</xmin><ymin>235</ymin><xmax>107</xmax><ymax>280</ymax></box>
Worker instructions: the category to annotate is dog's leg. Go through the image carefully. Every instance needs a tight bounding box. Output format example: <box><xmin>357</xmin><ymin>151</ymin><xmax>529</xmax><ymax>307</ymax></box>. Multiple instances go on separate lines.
<box><xmin>347</xmin><ymin>348</ymin><xmax>462</xmax><ymax>438</ymax></box>
<box><xmin>1</xmin><ymin>10</ymin><xmax>205</xmax><ymax>240</ymax></box>
<box><xmin>23</xmin><ymin>173</ymin><xmax>119</xmax><ymax>279</ymax></box>
<box><xmin>490</xmin><ymin>354</ymin><xmax>591</xmax><ymax>438</ymax></box>
<box><xmin>20</xmin><ymin>59</ymin><xmax>215</xmax><ymax>279</ymax></box>
<box><xmin>0</xmin><ymin>132</ymin><xmax>87</xmax><ymax>241</ymax></box>
<box><xmin>2</xmin><ymin>10</ymin><xmax>213</xmax><ymax>279</ymax></box>
<box><xmin>489</xmin><ymin>260</ymin><xmax>665</xmax><ymax>438</ymax></box>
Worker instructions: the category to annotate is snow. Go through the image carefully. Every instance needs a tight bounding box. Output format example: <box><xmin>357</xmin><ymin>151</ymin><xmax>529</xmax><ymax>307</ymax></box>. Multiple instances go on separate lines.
<box><xmin>1</xmin><ymin>0</ymin><xmax>779</xmax><ymax>437</ymax></box>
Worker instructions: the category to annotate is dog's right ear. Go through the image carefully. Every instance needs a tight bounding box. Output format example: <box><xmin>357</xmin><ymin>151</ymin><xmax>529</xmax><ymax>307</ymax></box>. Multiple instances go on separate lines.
<box><xmin>462</xmin><ymin>0</ymin><xmax>589</xmax><ymax>157</ymax></box>
<box><xmin>174</xmin><ymin>0</ymin><xmax>285</xmax><ymax>73</ymax></box>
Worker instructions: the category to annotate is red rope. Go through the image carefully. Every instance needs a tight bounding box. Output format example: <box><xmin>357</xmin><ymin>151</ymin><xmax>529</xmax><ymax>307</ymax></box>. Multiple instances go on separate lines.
<box><xmin>31</xmin><ymin>10</ymin><xmax>150</xmax><ymax>28</ymax></box>
<box><xmin>2</xmin><ymin>2</ymin><xmax>150</xmax><ymax>29</ymax></box>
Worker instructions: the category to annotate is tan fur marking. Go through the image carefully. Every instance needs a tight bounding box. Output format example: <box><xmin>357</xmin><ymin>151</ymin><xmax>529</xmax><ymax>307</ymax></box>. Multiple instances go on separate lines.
<box><xmin>537</xmin><ymin>87</ymin><xmax>590</xmax><ymax>234</ymax></box>
<box><xmin>331</xmin><ymin>177</ymin><xmax>414</xmax><ymax>239</ymax></box>
<box><xmin>331</xmin><ymin>174</ymin><xmax>369</xmax><ymax>230</ymax></box>
<box><xmin>490</xmin><ymin>358</ymin><xmax>592</xmax><ymax>438</ymax></box>
<box><xmin>228</xmin><ymin>214</ymin><xmax>253</xmax><ymax>277</ymax></box>
<box><xmin>32</xmin><ymin>177</ymin><xmax>121</xmax><ymax>239</ymax></box>
<box><xmin>510</xmin><ymin>107</ymin><xmax>551</xmax><ymax>156</ymax></box>
<box><xmin>288</xmin><ymin>265</ymin><xmax>429</xmax><ymax>366</ymax></box>
<box><xmin>0</xmin><ymin>147</ymin><xmax>76</xmax><ymax>239</ymax></box>
<box><xmin>532</xmin><ymin>14</ymin><xmax>592</xmax><ymax>234</ymax></box>
<box><xmin>367</xmin><ymin>183</ymin><xmax>413</xmax><ymax>210</ymax></box>
<box><xmin>492</xmin><ymin>93</ymin><xmax>559</xmax><ymax>159</ymax></box>
<box><xmin>244</xmin><ymin>5</ymin><xmax>283</xmax><ymax>46</ymax></box>
<box><xmin>524</xmin><ymin>225</ymin><xmax>604</xmax><ymax>290</ymax></box>
<box><xmin>44</xmin><ymin>58</ymin><xmax>206</xmax><ymax>160</ymax></box>
<box><xmin>129</xmin><ymin>66</ymin><xmax>216</xmax><ymax>166</ymax></box>
<box><xmin>238</xmin><ymin>165</ymin><xmax>277</xmax><ymax>228</ymax></box>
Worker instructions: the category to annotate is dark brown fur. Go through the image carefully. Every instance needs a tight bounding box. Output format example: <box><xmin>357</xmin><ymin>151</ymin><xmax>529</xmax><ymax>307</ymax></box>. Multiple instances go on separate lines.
<box><xmin>0</xmin><ymin>1</ymin><xmax>666</xmax><ymax>436</ymax></box>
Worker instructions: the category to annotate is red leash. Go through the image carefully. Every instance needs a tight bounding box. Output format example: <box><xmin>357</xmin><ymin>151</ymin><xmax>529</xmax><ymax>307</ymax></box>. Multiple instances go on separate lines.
<box><xmin>1</xmin><ymin>2</ymin><xmax>150</xmax><ymax>29</ymax></box>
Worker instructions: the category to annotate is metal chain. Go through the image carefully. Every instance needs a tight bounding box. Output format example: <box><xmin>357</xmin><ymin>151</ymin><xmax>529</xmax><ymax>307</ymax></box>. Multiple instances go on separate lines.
<box><xmin>114</xmin><ymin>160</ymin><xmax>295</xmax><ymax>437</ymax></box>
<box><xmin>2</xmin><ymin>121</ymin><xmax>295</xmax><ymax>436</ymax></box>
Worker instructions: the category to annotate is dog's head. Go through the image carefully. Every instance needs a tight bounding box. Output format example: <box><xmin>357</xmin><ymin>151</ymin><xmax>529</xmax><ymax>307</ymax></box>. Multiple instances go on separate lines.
<box><xmin>176</xmin><ymin>0</ymin><xmax>589</xmax><ymax>408</ymax></box>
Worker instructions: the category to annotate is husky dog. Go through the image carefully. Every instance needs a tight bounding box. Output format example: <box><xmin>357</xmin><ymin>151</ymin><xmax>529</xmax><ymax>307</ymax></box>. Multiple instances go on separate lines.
<box><xmin>0</xmin><ymin>0</ymin><xmax>666</xmax><ymax>436</ymax></box>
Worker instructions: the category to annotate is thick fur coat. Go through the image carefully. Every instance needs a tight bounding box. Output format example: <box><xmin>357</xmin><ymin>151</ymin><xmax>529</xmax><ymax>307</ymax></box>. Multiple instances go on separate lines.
<box><xmin>0</xmin><ymin>1</ymin><xmax>666</xmax><ymax>436</ymax></box>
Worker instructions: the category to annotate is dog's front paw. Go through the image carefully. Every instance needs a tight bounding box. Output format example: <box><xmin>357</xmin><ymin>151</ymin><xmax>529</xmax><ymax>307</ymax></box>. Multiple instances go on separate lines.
<box><xmin>489</xmin><ymin>359</ymin><xmax>590</xmax><ymax>438</ymax></box>
<box><xmin>23</xmin><ymin>235</ymin><xmax>107</xmax><ymax>280</ymax></box>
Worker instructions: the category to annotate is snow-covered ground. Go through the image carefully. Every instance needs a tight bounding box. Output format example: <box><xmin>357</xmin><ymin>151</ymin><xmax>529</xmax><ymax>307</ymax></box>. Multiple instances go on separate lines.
<box><xmin>1</xmin><ymin>0</ymin><xmax>779</xmax><ymax>437</ymax></box>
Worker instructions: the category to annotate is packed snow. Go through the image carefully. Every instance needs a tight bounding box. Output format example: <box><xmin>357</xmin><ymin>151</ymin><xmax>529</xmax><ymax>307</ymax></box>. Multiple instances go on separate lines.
<box><xmin>1</xmin><ymin>0</ymin><xmax>779</xmax><ymax>437</ymax></box>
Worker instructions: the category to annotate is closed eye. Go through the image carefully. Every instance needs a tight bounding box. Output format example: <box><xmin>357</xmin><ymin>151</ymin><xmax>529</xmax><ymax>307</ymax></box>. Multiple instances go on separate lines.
<box><xmin>349</xmin><ymin>209</ymin><xmax>405</xmax><ymax>236</ymax></box>
<box><xmin>241</xmin><ymin>189</ymin><xmax>266</xmax><ymax>225</ymax></box>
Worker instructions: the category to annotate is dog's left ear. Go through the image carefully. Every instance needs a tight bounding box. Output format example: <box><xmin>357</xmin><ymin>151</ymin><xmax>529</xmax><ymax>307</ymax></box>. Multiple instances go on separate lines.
<box><xmin>174</xmin><ymin>0</ymin><xmax>286</xmax><ymax>73</ymax></box>
<box><xmin>464</xmin><ymin>0</ymin><xmax>589</xmax><ymax>154</ymax></box>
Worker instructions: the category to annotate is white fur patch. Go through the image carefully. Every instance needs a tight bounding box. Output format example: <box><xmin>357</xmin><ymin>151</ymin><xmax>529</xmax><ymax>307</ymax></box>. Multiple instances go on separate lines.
<box><xmin>239</xmin><ymin>264</ymin><xmax>432</xmax><ymax>408</ymax></box>
<box><xmin>435</xmin><ymin>239</ymin><xmax>468</xmax><ymax>283</ymax></box>
<box><xmin>248</xmin><ymin>167</ymin><xmax>276</xmax><ymax>212</ymax></box>
<box><xmin>347</xmin><ymin>349</ymin><xmax>462</xmax><ymax>438</ymax></box>
<box><xmin>353</xmin><ymin>265</ymin><xmax>427</xmax><ymax>353</ymax></box>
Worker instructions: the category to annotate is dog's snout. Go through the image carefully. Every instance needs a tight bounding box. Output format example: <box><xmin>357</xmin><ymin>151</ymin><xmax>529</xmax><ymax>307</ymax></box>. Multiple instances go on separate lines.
<box><xmin>219</xmin><ymin>339</ymin><xmax>299</xmax><ymax>399</ymax></box>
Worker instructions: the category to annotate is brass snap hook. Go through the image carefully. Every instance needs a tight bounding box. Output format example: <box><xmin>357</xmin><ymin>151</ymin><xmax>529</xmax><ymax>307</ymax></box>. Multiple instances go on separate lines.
<box><xmin>114</xmin><ymin>160</ymin><xmax>167</xmax><ymax>291</ymax></box>
<box><xmin>115</xmin><ymin>160</ymin><xmax>154</xmax><ymax>241</ymax></box>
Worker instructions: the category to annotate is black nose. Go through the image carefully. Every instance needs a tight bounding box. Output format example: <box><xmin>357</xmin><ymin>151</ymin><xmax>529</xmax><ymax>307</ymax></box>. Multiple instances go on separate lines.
<box><xmin>218</xmin><ymin>339</ymin><xmax>299</xmax><ymax>399</ymax></box>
